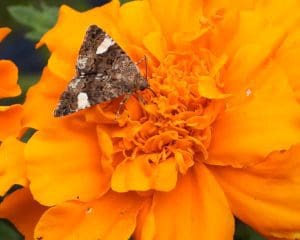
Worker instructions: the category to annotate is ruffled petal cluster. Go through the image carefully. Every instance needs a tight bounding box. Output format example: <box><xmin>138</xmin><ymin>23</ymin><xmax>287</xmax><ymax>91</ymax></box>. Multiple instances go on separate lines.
<box><xmin>0</xmin><ymin>28</ymin><xmax>25</xmax><ymax>193</ymax></box>
<box><xmin>0</xmin><ymin>28</ymin><xmax>46</xmax><ymax>240</ymax></box>
<box><xmin>0</xmin><ymin>28</ymin><xmax>23</xmax><ymax>141</ymax></box>
<box><xmin>2</xmin><ymin>0</ymin><xmax>300</xmax><ymax>239</ymax></box>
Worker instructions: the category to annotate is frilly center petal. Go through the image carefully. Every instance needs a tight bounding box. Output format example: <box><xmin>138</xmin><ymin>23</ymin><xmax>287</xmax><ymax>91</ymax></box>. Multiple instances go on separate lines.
<box><xmin>95</xmin><ymin>50</ymin><xmax>229</xmax><ymax>192</ymax></box>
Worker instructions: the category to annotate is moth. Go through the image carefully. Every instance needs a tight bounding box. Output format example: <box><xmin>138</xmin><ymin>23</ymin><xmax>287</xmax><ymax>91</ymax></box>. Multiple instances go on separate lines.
<box><xmin>54</xmin><ymin>25</ymin><xmax>149</xmax><ymax>117</ymax></box>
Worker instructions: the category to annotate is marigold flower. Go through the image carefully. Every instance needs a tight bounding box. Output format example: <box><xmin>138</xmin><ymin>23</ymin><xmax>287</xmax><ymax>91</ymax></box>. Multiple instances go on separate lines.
<box><xmin>0</xmin><ymin>28</ymin><xmax>23</xmax><ymax>141</ymax></box>
<box><xmin>0</xmin><ymin>28</ymin><xmax>40</xmax><ymax>239</ymax></box>
<box><xmin>0</xmin><ymin>28</ymin><xmax>26</xmax><ymax>196</ymax></box>
<box><xmin>13</xmin><ymin>0</ymin><xmax>300</xmax><ymax>239</ymax></box>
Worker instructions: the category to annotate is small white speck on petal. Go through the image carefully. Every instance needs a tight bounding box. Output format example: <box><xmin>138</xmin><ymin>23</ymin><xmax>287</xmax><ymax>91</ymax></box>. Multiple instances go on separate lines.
<box><xmin>245</xmin><ymin>88</ymin><xmax>252</xmax><ymax>96</ymax></box>
<box><xmin>86</xmin><ymin>207</ymin><xmax>93</xmax><ymax>214</ymax></box>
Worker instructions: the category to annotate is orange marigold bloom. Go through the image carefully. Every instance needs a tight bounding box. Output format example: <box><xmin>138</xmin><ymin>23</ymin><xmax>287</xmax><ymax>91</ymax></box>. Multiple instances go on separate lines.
<box><xmin>0</xmin><ymin>28</ymin><xmax>26</xmax><ymax>196</ymax></box>
<box><xmin>0</xmin><ymin>28</ymin><xmax>23</xmax><ymax>141</ymax></box>
<box><xmin>16</xmin><ymin>0</ymin><xmax>300</xmax><ymax>239</ymax></box>
<box><xmin>0</xmin><ymin>28</ymin><xmax>39</xmax><ymax>239</ymax></box>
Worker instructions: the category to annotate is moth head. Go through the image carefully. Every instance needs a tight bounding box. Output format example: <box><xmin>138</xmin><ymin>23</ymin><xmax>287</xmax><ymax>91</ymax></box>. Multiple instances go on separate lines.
<box><xmin>139</xmin><ymin>78</ymin><xmax>149</xmax><ymax>90</ymax></box>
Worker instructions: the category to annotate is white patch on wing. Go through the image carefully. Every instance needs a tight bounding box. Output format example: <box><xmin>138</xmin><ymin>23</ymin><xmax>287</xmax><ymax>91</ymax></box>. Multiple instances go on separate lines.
<box><xmin>77</xmin><ymin>92</ymin><xmax>90</xmax><ymax>110</ymax></box>
<box><xmin>69</xmin><ymin>78</ymin><xmax>81</xmax><ymax>89</ymax></box>
<box><xmin>77</xmin><ymin>57</ymin><xmax>88</xmax><ymax>69</ymax></box>
<box><xmin>96</xmin><ymin>35</ymin><xmax>115</xmax><ymax>54</ymax></box>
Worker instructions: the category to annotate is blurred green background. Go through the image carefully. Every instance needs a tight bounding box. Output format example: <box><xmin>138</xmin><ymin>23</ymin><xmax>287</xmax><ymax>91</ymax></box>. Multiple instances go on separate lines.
<box><xmin>0</xmin><ymin>0</ymin><xmax>266</xmax><ymax>239</ymax></box>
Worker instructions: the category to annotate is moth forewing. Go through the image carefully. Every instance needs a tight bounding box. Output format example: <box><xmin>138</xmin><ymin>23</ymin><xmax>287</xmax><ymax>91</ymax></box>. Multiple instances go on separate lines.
<box><xmin>54</xmin><ymin>25</ymin><xmax>148</xmax><ymax>117</ymax></box>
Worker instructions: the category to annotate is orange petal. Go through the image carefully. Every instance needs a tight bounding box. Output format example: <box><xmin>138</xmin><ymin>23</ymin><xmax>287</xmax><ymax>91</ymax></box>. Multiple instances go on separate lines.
<box><xmin>147</xmin><ymin>163</ymin><xmax>234</xmax><ymax>239</ymax></box>
<box><xmin>224</xmin><ymin>28</ymin><xmax>288</xmax><ymax>92</ymax></box>
<box><xmin>198</xmin><ymin>75</ymin><xmax>230</xmax><ymax>99</ymax></box>
<box><xmin>208</xmin><ymin>61</ymin><xmax>300</xmax><ymax>167</ymax></box>
<box><xmin>125</xmin><ymin>96</ymin><xmax>144</xmax><ymax>121</ymax></box>
<box><xmin>0</xmin><ymin>137</ymin><xmax>27</xmax><ymax>195</ymax></box>
<box><xmin>96</xmin><ymin>127</ymin><xmax>114</xmax><ymax>170</ymax></box>
<box><xmin>0</xmin><ymin>60</ymin><xmax>20</xmax><ymax>98</ymax></box>
<box><xmin>38</xmin><ymin>3</ymin><xmax>119</xmax><ymax>53</ymax></box>
<box><xmin>25</xmin><ymin>125</ymin><xmax>112</xmax><ymax>206</ymax></box>
<box><xmin>35</xmin><ymin>191</ymin><xmax>143</xmax><ymax>240</ymax></box>
<box><xmin>149</xmin><ymin>0</ymin><xmax>204</xmax><ymax>46</ymax></box>
<box><xmin>133</xmin><ymin>198</ymin><xmax>156</xmax><ymax>240</ymax></box>
<box><xmin>0</xmin><ymin>105</ymin><xmax>23</xmax><ymax>141</ymax></box>
<box><xmin>143</xmin><ymin>31</ymin><xmax>168</xmax><ymax>62</ymax></box>
<box><xmin>46</xmin><ymin>48</ymin><xmax>76</xmax><ymax>81</ymax></box>
<box><xmin>255</xmin><ymin>0</ymin><xmax>300</xmax><ymax>26</ymax></box>
<box><xmin>0</xmin><ymin>188</ymin><xmax>47</xmax><ymax>240</ymax></box>
<box><xmin>203</xmin><ymin>0</ymin><xmax>255</xmax><ymax>14</ymax></box>
<box><xmin>111</xmin><ymin>155</ymin><xmax>178</xmax><ymax>192</ymax></box>
<box><xmin>22</xmin><ymin>67</ymin><xmax>66</xmax><ymax>129</ymax></box>
<box><xmin>210</xmin><ymin>8</ymin><xmax>265</xmax><ymax>57</ymax></box>
<box><xmin>209</xmin><ymin>1</ymin><xmax>300</xmax><ymax>65</ymax></box>
<box><xmin>223</xmin><ymin>1</ymin><xmax>300</xmax><ymax>92</ymax></box>
<box><xmin>276</xmin><ymin>26</ymin><xmax>300</xmax><ymax>100</ymax></box>
<box><xmin>210</xmin><ymin>144</ymin><xmax>300</xmax><ymax>239</ymax></box>
<box><xmin>0</xmin><ymin>27</ymin><xmax>11</xmax><ymax>42</ymax></box>
<box><xmin>118</xmin><ymin>1</ymin><xmax>160</xmax><ymax>47</ymax></box>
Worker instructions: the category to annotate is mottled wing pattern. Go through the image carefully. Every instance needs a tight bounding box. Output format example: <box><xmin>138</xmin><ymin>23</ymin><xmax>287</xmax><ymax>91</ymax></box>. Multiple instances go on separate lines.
<box><xmin>54</xmin><ymin>25</ymin><xmax>148</xmax><ymax>117</ymax></box>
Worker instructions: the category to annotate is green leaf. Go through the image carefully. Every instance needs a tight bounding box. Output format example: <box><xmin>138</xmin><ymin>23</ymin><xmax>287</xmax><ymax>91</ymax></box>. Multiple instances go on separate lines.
<box><xmin>234</xmin><ymin>220</ymin><xmax>266</xmax><ymax>240</ymax></box>
<box><xmin>20</xmin><ymin>128</ymin><xmax>37</xmax><ymax>143</ymax></box>
<box><xmin>119</xmin><ymin>0</ymin><xmax>135</xmax><ymax>5</ymax></box>
<box><xmin>25</xmin><ymin>31</ymin><xmax>42</xmax><ymax>41</ymax></box>
<box><xmin>7</xmin><ymin>4</ymin><xmax>58</xmax><ymax>41</ymax></box>
<box><xmin>0</xmin><ymin>219</ymin><xmax>23</xmax><ymax>240</ymax></box>
<box><xmin>0</xmin><ymin>74</ymin><xmax>40</xmax><ymax>106</ymax></box>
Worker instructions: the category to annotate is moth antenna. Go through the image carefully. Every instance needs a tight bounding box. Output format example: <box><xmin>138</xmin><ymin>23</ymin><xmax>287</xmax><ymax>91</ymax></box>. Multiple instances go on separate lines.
<box><xmin>135</xmin><ymin>55</ymin><xmax>156</xmax><ymax>97</ymax></box>
<box><xmin>144</xmin><ymin>55</ymin><xmax>148</xmax><ymax>81</ymax></box>
<box><xmin>115</xmin><ymin>94</ymin><xmax>131</xmax><ymax>120</ymax></box>
<box><xmin>135</xmin><ymin>55</ymin><xmax>148</xmax><ymax>80</ymax></box>
<box><xmin>142</xmin><ymin>56</ymin><xmax>157</xmax><ymax>97</ymax></box>
<box><xmin>147</xmin><ymin>87</ymin><xmax>157</xmax><ymax>97</ymax></box>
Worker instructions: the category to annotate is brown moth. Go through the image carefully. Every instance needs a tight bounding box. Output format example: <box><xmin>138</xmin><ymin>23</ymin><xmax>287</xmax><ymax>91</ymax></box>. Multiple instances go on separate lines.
<box><xmin>54</xmin><ymin>25</ymin><xmax>148</xmax><ymax>117</ymax></box>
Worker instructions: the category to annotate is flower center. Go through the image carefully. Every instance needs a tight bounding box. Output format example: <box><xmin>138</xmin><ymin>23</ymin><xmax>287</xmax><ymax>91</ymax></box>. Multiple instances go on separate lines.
<box><xmin>112</xmin><ymin>51</ymin><xmax>226</xmax><ymax>174</ymax></box>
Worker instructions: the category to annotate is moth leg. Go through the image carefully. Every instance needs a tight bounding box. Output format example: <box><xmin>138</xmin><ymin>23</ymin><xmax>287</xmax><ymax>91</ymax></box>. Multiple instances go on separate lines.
<box><xmin>135</xmin><ymin>56</ymin><xmax>157</xmax><ymax>99</ymax></box>
<box><xmin>144</xmin><ymin>55</ymin><xmax>148</xmax><ymax>81</ymax></box>
<box><xmin>135</xmin><ymin>56</ymin><xmax>147</xmax><ymax>82</ymax></box>
<box><xmin>135</xmin><ymin>55</ymin><xmax>147</xmax><ymax>68</ymax></box>
<box><xmin>133</xmin><ymin>56</ymin><xmax>147</xmax><ymax>90</ymax></box>
<box><xmin>136</xmin><ymin>93</ymin><xmax>146</xmax><ymax>105</ymax></box>
<box><xmin>136</xmin><ymin>55</ymin><xmax>147</xmax><ymax>80</ymax></box>
<box><xmin>138</xmin><ymin>56</ymin><xmax>157</xmax><ymax>96</ymax></box>
<box><xmin>146</xmin><ymin>87</ymin><xmax>157</xmax><ymax>97</ymax></box>
<box><xmin>115</xmin><ymin>94</ymin><xmax>131</xmax><ymax>119</ymax></box>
